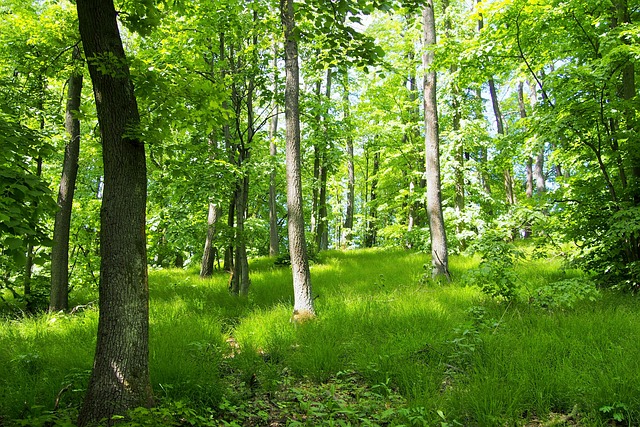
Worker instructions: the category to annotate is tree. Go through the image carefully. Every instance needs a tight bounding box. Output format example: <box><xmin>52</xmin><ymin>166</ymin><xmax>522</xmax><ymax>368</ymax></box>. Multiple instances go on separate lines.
<box><xmin>423</xmin><ymin>0</ymin><xmax>450</xmax><ymax>279</ymax></box>
<box><xmin>76</xmin><ymin>0</ymin><xmax>153</xmax><ymax>423</ymax></box>
<box><xmin>281</xmin><ymin>0</ymin><xmax>315</xmax><ymax>320</ymax></box>
<box><xmin>50</xmin><ymin>45</ymin><xmax>83</xmax><ymax>312</ymax></box>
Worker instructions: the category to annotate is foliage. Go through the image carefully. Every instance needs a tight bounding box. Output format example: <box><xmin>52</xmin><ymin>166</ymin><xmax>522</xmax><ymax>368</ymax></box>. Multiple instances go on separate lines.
<box><xmin>532</xmin><ymin>278</ymin><xmax>600</xmax><ymax>309</ymax></box>
<box><xmin>464</xmin><ymin>233</ymin><xmax>525</xmax><ymax>301</ymax></box>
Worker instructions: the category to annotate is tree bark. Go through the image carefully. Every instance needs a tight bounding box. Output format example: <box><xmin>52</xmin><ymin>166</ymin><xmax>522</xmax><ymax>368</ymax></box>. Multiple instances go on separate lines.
<box><xmin>281</xmin><ymin>0</ymin><xmax>315</xmax><ymax>319</ymax></box>
<box><xmin>50</xmin><ymin>46</ymin><xmax>83</xmax><ymax>312</ymax></box>
<box><xmin>423</xmin><ymin>1</ymin><xmax>450</xmax><ymax>280</ymax></box>
<box><xmin>488</xmin><ymin>78</ymin><xmax>515</xmax><ymax>204</ymax></box>
<box><xmin>518</xmin><ymin>82</ymin><xmax>534</xmax><ymax>201</ymax></box>
<box><xmin>365</xmin><ymin>149</ymin><xmax>379</xmax><ymax>248</ymax></box>
<box><xmin>76</xmin><ymin>0</ymin><xmax>153</xmax><ymax>424</ymax></box>
<box><xmin>200</xmin><ymin>202</ymin><xmax>220</xmax><ymax>278</ymax></box>
<box><xmin>534</xmin><ymin>150</ymin><xmax>545</xmax><ymax>194</ymax></box>
<box><xmin>269</xmin><ymin>106</ymin><xmax>279</xmax><ymax>256</ymax></box>
<box><xmin>269</xmin><ymin>45</ymin><xmax>280</xmax><ymax>257</ymax></box>
<box><xmin>316</xmin><ymin>68</ymin><xmax>332</xmax><ymax>251</ymax></box>
<box><xmin>342</xmin><ymin>72</ymin><xmax>354</xmax><ymax>246</ymax></box>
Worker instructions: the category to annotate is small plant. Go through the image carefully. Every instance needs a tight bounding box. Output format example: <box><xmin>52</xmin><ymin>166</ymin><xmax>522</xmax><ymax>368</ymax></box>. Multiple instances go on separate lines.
<box><xmin>465</xmin><ymin>233</ymin><xmax>524</xmax><ymax>301</ymax></box>
<box><xmin>532</xmin><ymin>277</ymin><xmax>600</xmax><ymax>309</ymax></box>
<box><xmin>599</xmin><ymin>401</ymin><xmax>630</xmax><ymax>426</ymax></box>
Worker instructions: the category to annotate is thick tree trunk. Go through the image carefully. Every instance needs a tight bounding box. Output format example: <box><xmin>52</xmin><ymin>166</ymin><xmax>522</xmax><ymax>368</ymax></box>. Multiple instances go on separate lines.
<box><xmin>200</xmin><ymin>203</ymin><xmax>220</xmax><ymax>278</ymax></box>
<box><xmin>50</xmin><ymin>46</ymin><xmax>83</xmax><ymax>312</ymax></box>
<box><xmin>76</xmin><ymin>0</ymin><xmax>153</xmax><ymax>424</ymax></box>
<box><xmin>423</xmin><ymin>1</ymin><xmax>450</xmax><ymax>280</ymax></box>
<box><xmin>281</xmin><ymin>0</ymin><xmax>315</xmax><ymax>320</ymax></box>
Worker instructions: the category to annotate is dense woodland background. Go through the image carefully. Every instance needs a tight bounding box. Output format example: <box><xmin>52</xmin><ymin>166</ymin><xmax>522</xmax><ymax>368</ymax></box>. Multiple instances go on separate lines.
<box><xmin>1</xmin><ymin>0</ymin><xmax>639</xmax><ymax>425</ymax></box>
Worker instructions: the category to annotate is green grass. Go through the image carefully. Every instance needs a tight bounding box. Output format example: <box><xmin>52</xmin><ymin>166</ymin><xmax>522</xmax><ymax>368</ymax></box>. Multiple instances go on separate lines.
<box><xmin>0</xmin><ymin>247</ymin><xmax>639</xmax><ymax>426</ymax></box>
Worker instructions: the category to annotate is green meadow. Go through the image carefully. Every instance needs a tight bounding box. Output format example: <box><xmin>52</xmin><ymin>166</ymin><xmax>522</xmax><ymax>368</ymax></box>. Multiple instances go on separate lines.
<box><xmin>1</xmin><ymin>248</ymin><xmax>639</xmax><ymax>426</ymax></box>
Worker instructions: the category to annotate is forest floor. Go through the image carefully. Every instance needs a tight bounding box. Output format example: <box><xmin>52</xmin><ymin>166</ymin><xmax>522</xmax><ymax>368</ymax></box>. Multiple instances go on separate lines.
<box><xmin>1</xmin><ymin>247</ymin><xmax>639</xmax><ymax>426</ymax></box>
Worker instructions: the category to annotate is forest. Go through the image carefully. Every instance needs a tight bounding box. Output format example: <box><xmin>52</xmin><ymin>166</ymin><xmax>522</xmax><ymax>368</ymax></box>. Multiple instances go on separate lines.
<box><xmin>0</xmin><ymin>0</ymin><xmax>639</xmax><ymax>425</ymax></box>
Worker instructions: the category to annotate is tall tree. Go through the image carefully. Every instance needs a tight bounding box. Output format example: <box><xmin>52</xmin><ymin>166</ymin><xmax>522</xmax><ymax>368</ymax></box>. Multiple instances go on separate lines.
<box><xmin>423</xmin><ymin>0</ymin><xmax>450</xmax><ymax>279</ymax></box>
<box><xmin>269</xmin><ymin>44</ymin><xmax>280</xmax><ymax>257</ymax></box>
<box><xmin>281</xmin><ymin>0</ymin><xmax>315</xmax><ymax>320</ymax></box>
<box><xmin>76</xmin><ymin>0</ymin><xmax>153</xmax><ymax>423</ymax></box>
<box><xmin>50</xmin><ymin>45</ymin><xmax>83</xmax><ymax>312</ymax></box>
<box><xmin>341</xmin><ymin>71</ymin><xmax>355</xmax><ymax>246</ymax></box>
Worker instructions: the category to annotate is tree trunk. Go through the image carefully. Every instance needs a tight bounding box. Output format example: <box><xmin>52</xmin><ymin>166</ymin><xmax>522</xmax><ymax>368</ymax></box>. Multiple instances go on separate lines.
<box><xmin>488</xmin><ymin>78</ymin><xmax>515</xmax><ymax>204</ymax></box>
<box><xmin>281</xmin><ymin>0</ymin><xmax>315</xmax><ymax>319</ymax></box>
<box><xmin>518</xmin><ymin>82</ymin><xmax>534</xmax><ymax>201</ymax></box>
<box><xmin>269</xmin><ymin>45</ymin><xmax>280</xmax><ymax>256</ymax></box>
<box><xmin>269</xmin><ymin>106</ymin><xmax>279</xmax><ymax>256</ymax></box>
<box><xmin>76</xmin><ymin>0</ymin><xmax>153</xmax><ymax>424</ymax></box>
<box><xmin>423</xmin><ymin>1</ymin><xmax>450</xmax><ymax>280</ymax></box>
<box><xmin>534</xmin><ymin>150</ymin><xmax>545</xmax><ymax>194</ymax></box>
<box><xmin>24</xmin><ymin>156</ymin><xmax>42</xmax><ymax>313</ymax></box>
<box><xmin>316</xmin><ymin>68</ymin><xmax>332</xmax><ymax>251</ymax></box>
<box><xmin>342</xmin><ymin>73</ymin><xmax>354</xmax><ymax>246</ymax></box>
<box><xmin>50</xmin><ymin>46</ymin><xmax>83</xmax><ymax>312</ymax></box>
<box><xmin>200</xmin><ymin>203</ymin><xmax>220</xmax><ymax>278</ymax></box>
<box><xmin>224</xmin><ymin>194</ymin><xmax>235</xmax><ymax>272</ymax></box>
<box><xmin>365</xmin><ymin>150</ymin><xmax>379</xmax><ymax>248</ymax></box>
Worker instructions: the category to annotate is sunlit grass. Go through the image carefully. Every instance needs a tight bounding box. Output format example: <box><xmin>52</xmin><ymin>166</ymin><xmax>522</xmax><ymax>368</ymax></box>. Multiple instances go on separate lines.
<box><xmin>0</xmin><ymin>247</ymin><xmax>639</xmax><ymax>425</ymax></box>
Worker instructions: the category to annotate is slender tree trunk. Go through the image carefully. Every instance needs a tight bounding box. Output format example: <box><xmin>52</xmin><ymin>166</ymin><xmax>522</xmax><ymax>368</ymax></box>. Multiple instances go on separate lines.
<box><xmin>50</xmin><ymin>46</ymin><xmax>83</xmax><ymax>312</ymax></box>
<box><xmin>281</xmin><ymin>0</ymin><xmax>315</xmax><ymax>320</ymax></box>
<box><xmin>534</xmin><ymin>150</ymin><xmax>545</xmax><ymax>194</ymax></box>
<box><xmin>365</xmin><ymin>150</ymin><xmax>379</xmax><ymax>248</ymax></box>
<box><xmin>76</xmin><ymin>0</ymin><xmax>153</xmax><ymax>423</ymax></box>
<box><xmin>200</xmin><ymin>203</ymin><xmax>220</xmax><ymax>278</ymax></box>
<box><xmin>342</xmin><ymin>72</ymin><xmax>354</xmax><ymax>246</ymax></box>
<box><xmin>317</xmin><ymin>68</ymin><xmax>332</xmax><ymax>251</ymax></box>
<box><xmin>224</xmin><ymin>194</ymin><xmax>235</xmax><ymax>272</ymax></box>
<box><xmin>24</xmin><ymin>155</ymin><xmax>42</xmax><ymax>313</ymax></box>
<box><xmin>488</xmin><ymin>79</ymin><xmax>515</xmax><ymax>204</ymax></box>
<box><xmin>476</xmin><ymin>2</ymin><xmax>492</xmax><ymax>208</ymax></box>
<box><xmin>269</xmin><ymin>106</ymin><xmax>279</xmax><ymax>256</ymax></box>
<box><xmin>423</xmin><ymin>1</ymin><xmax>450</xmax><ymax>279</ymax></box>
<box><xmin>269</xmin><ymin>46</ymin><xmax>280</xmax><ymax>257</ymax></box>
<box><xmin>311</xmin><ymin>80</ymin><xmax>321</xmax><ymax>237</ymax></box>
<box><xmin>518</xmin><ymin>82</ymin><xmax>534</xmax><ymax>201</ymax></box>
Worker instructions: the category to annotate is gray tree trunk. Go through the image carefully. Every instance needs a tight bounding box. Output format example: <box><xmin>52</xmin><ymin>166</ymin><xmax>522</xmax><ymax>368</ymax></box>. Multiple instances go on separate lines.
<box><xmin>50</xmin><ymin>46</ymin><xmax>83</xmax><ymax>312</ymax></box>
<box><xmin>316</xmin><ymin>68</ymin><xmax>332</xmax><ymax>251</ymax></box>
<box><xmin>269</xmin><ymin>106</ymin><xmax>279</xmax><ymax>256</ymax></box>
<box><xmin>341</xmin><ymin>72</ymin><xmax>354</xmax><ymax>246</ymax></box>
<box><xmin>76</xmin><ymin>0</ymin><xmax>153</xmax><ymax>423</ymax></box>
<box><xmin>269</xmin><ymin>44</ymin><xmax>280</xmax><ymax>256</ymax></box>
<box><xmin>423</xmin><ymin>1</ymin><xmax>450</xmax><ymax>279</ymax></box>
<box><xmin>365</xmin><ymin>149</ymin><xmax>379</xmax><ymax>248</ymax></box>
<box><xmin>488</xmin><ymin>79</ymin><xmax>515</xmax><ymax>204</ymax></box>
<box><xmin>281</xmin><ymin>0</ymin><xmax>315</xmax><ymax>320</ymax></box>
<box><xmin>200</xmin><ymin>203</ymin><xmax>220</xmax><ymax>278</ymax></box>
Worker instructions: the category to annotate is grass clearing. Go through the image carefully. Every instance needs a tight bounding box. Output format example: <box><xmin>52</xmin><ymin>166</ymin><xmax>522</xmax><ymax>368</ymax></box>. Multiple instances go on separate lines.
<box><xmin>0</xmin><ymin>247</ymin><xmax>638</xmax><ymax>426</ymax></box>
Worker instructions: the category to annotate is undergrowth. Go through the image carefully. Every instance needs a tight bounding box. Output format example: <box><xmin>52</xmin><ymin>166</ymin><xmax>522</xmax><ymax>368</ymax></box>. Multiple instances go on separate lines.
<box><xmin>1</xmin><ymin>247</ymin><xmax>639</xmax><ymax>426</ymax></box>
